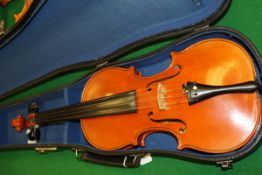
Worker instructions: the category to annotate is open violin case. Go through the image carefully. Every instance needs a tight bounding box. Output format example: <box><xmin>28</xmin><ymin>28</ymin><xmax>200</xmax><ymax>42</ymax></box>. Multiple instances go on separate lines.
<box><xmin>1</xmin><ymin>0</ymin><xmax>262</xmax><ymax>169</ymax></box>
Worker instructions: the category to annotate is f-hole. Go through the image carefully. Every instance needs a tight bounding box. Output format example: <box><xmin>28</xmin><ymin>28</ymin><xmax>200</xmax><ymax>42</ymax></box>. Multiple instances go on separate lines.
<box><xmin>146</xmin><ymin>64</ymin><xmax>181</xmax><ymax>90</ymax></box>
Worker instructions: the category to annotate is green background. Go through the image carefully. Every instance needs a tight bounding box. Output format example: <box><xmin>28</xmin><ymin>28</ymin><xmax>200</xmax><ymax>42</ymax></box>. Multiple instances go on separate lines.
<box><xmin>1</xmin><ymin>0</ymin><xmax>262</xmax><ymax>174</ymax></box>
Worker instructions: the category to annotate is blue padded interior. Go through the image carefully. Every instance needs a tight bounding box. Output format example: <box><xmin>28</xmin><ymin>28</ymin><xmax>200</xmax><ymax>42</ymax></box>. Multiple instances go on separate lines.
<box><xmin>1</xmin><ymin>28</ymin><xmax>262</xmax><ymax>159</ymax></box>
<box><xmin>0</xmin><ymin>0</ymin><xmax>225</xmax><ymax>95</ymax></box>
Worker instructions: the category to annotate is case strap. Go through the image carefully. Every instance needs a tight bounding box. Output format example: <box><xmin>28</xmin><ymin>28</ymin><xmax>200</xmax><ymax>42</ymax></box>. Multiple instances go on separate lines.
<box><xmin>80</xmin><ymin>152</ymin><xmax>146</xmax><ymax>168</ymax></box>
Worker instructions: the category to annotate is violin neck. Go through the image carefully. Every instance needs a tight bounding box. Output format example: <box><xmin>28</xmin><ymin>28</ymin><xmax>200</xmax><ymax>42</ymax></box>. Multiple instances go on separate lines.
<box><xmin>35</xmin><ymin>91</ymin><xmax>137</xmax><ymax>125</ymax></box>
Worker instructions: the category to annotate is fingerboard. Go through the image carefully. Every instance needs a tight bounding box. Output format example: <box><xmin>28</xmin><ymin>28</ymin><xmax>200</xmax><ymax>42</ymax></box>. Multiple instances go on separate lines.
<box><xmin>36</xmin><ymin>91</ymin><xmax>137</xmax><ymax>125</ymax></box>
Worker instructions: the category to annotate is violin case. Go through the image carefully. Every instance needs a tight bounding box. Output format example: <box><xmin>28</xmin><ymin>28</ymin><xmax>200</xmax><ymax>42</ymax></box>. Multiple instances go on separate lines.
<box><xmin>0</xmin><ymin>0</ymin><xmax>261</xmax><ymax>169</ymax></box>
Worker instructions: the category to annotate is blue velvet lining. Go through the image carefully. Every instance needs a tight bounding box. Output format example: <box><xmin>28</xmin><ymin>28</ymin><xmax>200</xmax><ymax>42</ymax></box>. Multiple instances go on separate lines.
<box><xmin>0</xmin><ymin>0</ymin><xmax>225</xmax><ymax>95</ymax></box>
<box><xmin>1</xmin><ymin>28</ymin><xmax>261</xmax><ymax>159</ymax></box>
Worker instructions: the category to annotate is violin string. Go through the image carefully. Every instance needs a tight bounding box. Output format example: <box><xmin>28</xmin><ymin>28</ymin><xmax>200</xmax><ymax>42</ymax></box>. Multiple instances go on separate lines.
<box><xmin>136</xmin><ymin>87</ymin><xmax>184</xmax><ymax>93</ymax></box>
<box><xmin>133</xmin><ymin>93</ymin><xmax>186</xmax><ymax>102</ymax></box>
<box><xmin>133</xmin><ymin>89</ymin><xmax>187</xmax><ymax>104</ymax></box>
<box><xmin>132</xmin><ymin>80</ymin><xmax>184</xmax><ymax>92</ymax></box>
<box><xmin>131</xmin><ymin>87</ymin><xmax>185</xmax><ymax>100</ymax></box>
<box><xmin>135</xmin><ymin>100</ymin><xmax>189</xmax><ymax>110</ymax></box>
<box><xmin>37</xmin><ymin>98</ymin><xmax>189</xmax><ymax>123</ymax></box>
<box><xmin>37</xmin><ymin>85</ymin><xmax>189</xmax><ymax>122</ymax></box>
<box><xmin>38</xmin><ymin>93</ymin><xmax>187</xmax><ymax>120</ymax></box>
<box><xmin>78</xmin><ymin>89</ymin><xmax>187</xmax><ymax>106</ymax></box>
<box><xmin>37</xmin><ymin>99</ymin><xmax>189</xmax><ymax>124</ymax></box>
<box><xmin>37</xmin><ymin>102</ymin><xmax>136</xmax><ymax>123</ymax></box>
<box><xmin>37</xmin><ymin>88</ymin><xmax>189</xmax><ymax>120</ymax></box>
<box><xmin>38</xmin><ymin>91</ymin><xmax>188</xmax><ymax>120</ymax></box>
<box><xmin>135</xmin><ymin>95</ymin><xmax>187</xmax><ymax>104</ymax></box>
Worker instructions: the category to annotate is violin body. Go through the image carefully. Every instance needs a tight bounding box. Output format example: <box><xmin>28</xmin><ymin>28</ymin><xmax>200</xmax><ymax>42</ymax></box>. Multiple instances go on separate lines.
<box><xmin>80</xmin><ymin>38</ymin><xmax>261</xmax><ymax>153</ymax></box>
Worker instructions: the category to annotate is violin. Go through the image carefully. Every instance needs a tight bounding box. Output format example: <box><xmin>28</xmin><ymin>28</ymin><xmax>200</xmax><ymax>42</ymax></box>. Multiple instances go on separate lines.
<box><xmin>14</xmin><ymin>0</ymin><xmax>33</xmax><ymax>22</ymax></box>
<box><xmin>12</xmin><ymin>38</ymin><xmax>262</xmax><ymax>154</ymax></box>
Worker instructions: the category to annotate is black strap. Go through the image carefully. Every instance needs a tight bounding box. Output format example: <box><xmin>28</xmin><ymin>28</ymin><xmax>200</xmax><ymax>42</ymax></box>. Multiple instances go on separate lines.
<box><xmin>80</xmin><ymin>152</ymin><xmax>143</xmax><ymax>168</ymax></box>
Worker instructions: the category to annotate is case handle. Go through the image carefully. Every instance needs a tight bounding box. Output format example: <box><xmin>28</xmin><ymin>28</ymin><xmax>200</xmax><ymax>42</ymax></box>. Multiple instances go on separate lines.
<box><xmin>80</xmin><ymin>152</ymin><xmax>152</xmax><ymax>168</ymax></box>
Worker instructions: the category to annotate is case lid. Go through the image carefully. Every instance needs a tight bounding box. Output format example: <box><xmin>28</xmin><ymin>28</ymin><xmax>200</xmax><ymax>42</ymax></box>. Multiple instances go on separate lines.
<box><xmin>0</xmin><ymin>0</ymin><xmax>229</xmax><ymax>98</ymax></box>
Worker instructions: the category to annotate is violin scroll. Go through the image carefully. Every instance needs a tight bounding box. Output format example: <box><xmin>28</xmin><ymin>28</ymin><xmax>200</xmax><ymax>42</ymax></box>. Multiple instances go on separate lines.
<box><xmin>11</xmin><ymin>103</ymin><xmax>39</xmax><ymax>132</ymax></box>
<box><xmin>11</xmin><ymin>115</ymin><xmax>27</xmax><ymax>132</ymax></box>
<box><xmin>11</xmin><ymin>113</ymin><xmax>37</xmax><ymax>132</ymax></box>
<box><xmin>11</xmin><ymin>103</ymin><xmax>40</xmax><ymax>142</ymax></box>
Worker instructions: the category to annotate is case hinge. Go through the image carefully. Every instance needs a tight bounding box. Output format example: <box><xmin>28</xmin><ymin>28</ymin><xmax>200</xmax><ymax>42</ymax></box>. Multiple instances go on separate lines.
<box><xmin>195</xmin><ymin>25</ymin><xmax>209</xmax><ymax>32</ymax></box>
<box><xmin>216</xmin><ymin>160</ymin><xmax>233</xmax><ymax>170</ymax></box>
<box><xmin>35</xmin><ymin>147</ymin><xmax>58</xmax><ymax>154</ymax></box>
<box><xmin>96</xmin><ymin>61</ymin><xmax>109</xmax><ymax>68</ymax></box>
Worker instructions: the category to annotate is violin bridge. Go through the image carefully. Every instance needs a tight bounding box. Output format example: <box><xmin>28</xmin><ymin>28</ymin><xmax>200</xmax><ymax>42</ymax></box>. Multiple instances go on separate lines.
<box><xmin>157</xmin><ymin>83</ymin><xmax>167</xmax><ymax>110</ymax></box>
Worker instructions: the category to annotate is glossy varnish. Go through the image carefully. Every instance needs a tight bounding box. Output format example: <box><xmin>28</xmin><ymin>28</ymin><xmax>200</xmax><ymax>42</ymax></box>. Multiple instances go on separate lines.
<box><xmin>80</xmin><ymin>38</ymin><xmax>261</xmax><ymax>153</ymax></box>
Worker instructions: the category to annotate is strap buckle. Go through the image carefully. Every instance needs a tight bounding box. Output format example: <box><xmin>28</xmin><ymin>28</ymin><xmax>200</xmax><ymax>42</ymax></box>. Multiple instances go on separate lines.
<box><xmin>122</xmin><ymin>155</ymin><xmax>137</xmax><ymax>167</ymax></box>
